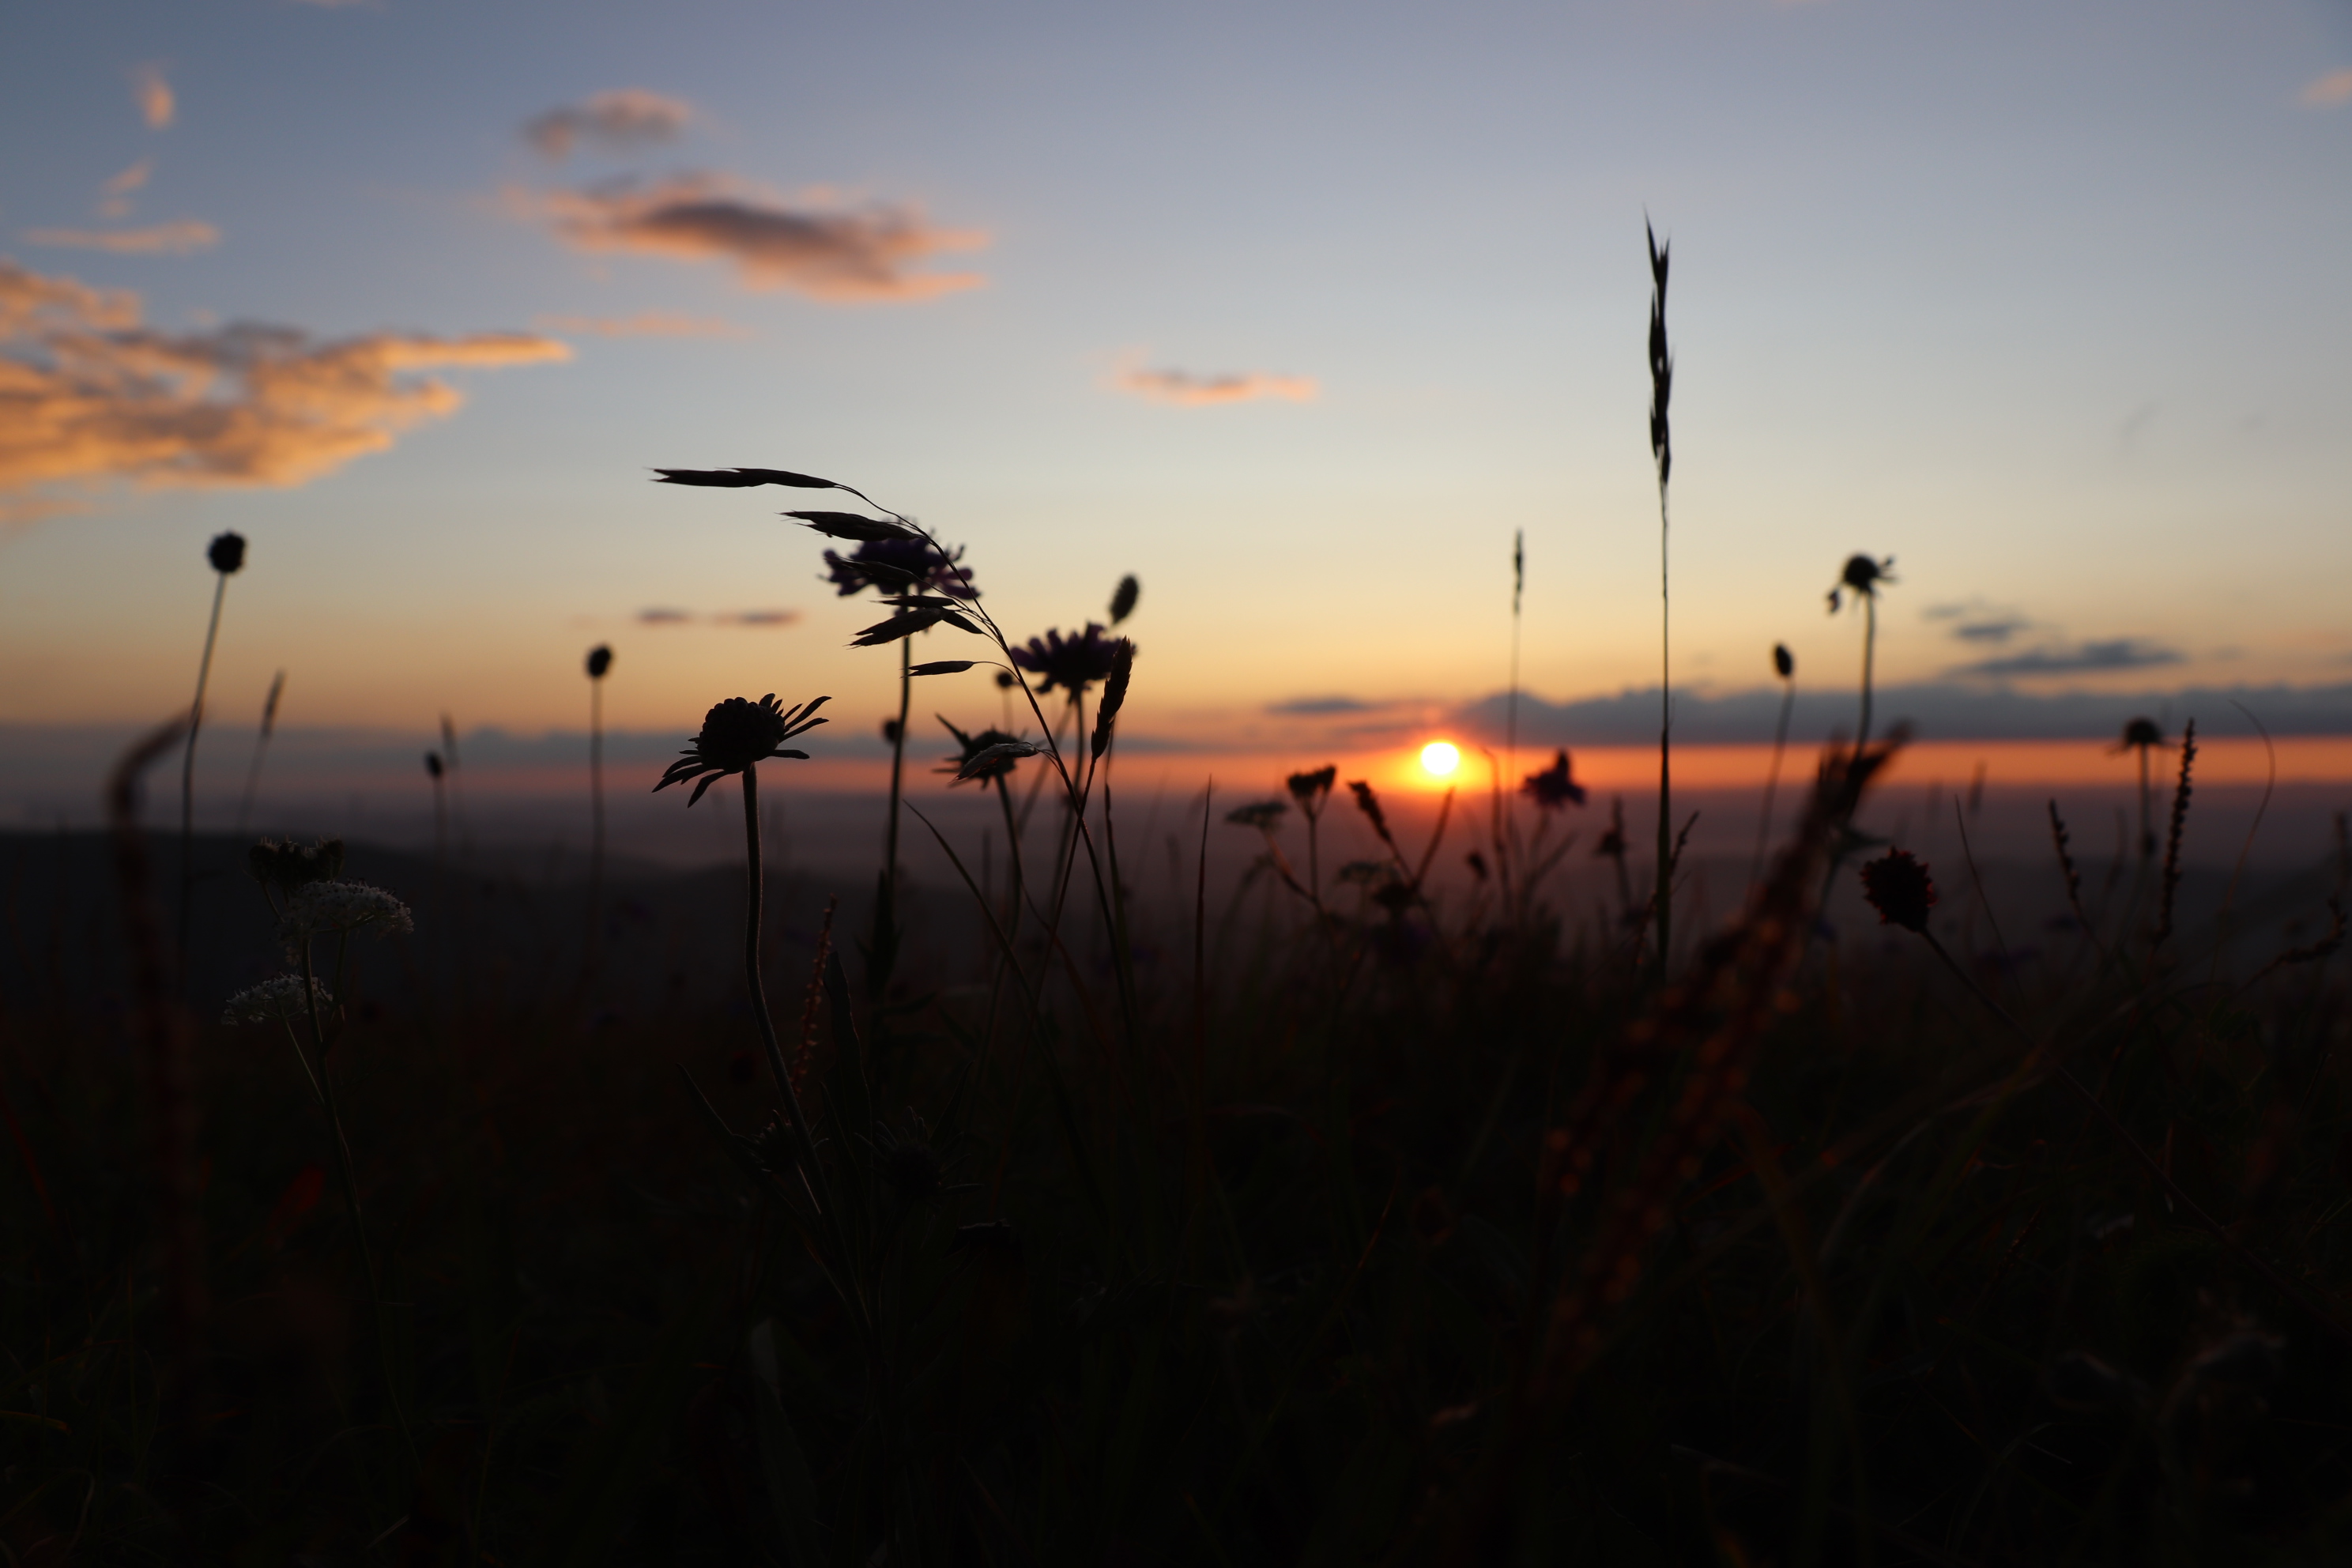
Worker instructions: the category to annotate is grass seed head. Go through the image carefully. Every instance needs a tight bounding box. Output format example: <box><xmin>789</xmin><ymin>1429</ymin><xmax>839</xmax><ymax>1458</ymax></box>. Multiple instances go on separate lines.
<box><xmin>586</xmin><ymin>643</ymin><xmax>612</xmax><ymax>680</ymax></box>
<box><xmin>1773</xmin><ymin>642</ymin><xmax>1794</xmax><ymax>679</ymax></box>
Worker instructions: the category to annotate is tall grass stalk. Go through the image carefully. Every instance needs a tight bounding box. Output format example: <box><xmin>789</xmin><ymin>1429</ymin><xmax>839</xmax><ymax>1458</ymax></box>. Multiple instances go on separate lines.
<box><xmin>1645</xmin><ymin>220</ymin><xmax>1675</xmax><ymax>970</ymax></box>
<box><xmin>1751</xmin><ymin>643</ymin><xmax>1796</xmax><ymax>889</ymax></box>
<box><xmin>233</xmin><ymin>669</ymin><xmax>285</xmax><ymax>837</ymax></box>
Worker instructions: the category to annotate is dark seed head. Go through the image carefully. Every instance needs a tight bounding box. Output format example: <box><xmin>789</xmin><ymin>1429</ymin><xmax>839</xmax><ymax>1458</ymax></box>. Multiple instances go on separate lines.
<box><xmin>1286</xmin><ymin>765</ymin><xmax>1337</xmax><ymax>815</ymax></box>
<box><xmin>424</xmin><ymin>752</ymin><xmax>443</xmax><ymax>780</ymax></box>
<box><xmin>207</xmin><ymin>532</ymin><xmax>247</xmax><ymax>575</ymax></box>
<box><xmin>586</xmin><ymin>644</ymin><xmax>612</xmax><ymax>680</ymax></box>
<box><xmin>1521</xmin><ymin>750</ymin><xmax>1587</xmax><ymax>812</ymax></box>
<box><xmin>1773</xmin><ymin>643</ymin><xmax>1794</xmax><ymax>679</ymax></box>
<box><xmin>2120</xmin><ymin>716</ymin><xmax>2163</xmax><ymax>751</ymax></box>
<box><xmin>1861</xmin><ymin>849</ymin><xmax>1937</xmax><ymax>933</ymax></box>
<box><xmin>1108</xmin><ymin>573</ymin><xmax>1140</xmax><ymax>625</ymax></box>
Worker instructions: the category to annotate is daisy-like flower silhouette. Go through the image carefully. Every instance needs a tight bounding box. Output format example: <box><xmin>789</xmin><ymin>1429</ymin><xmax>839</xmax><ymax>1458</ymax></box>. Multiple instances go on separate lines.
<box><xmin>1860</xmin><ymin>849</ymin><xmax>1937</xmax><ymax>933</ymax></box>
<box><xmin>937</xmin><ymin>717</ymin><xmax>1027</xmax><ymax>786</ymax></box>
<box><xmin>1521</xmin><ymin>749</ymin><xmax>1588</xmax><ymax>811</ymax></box>
<box><xmin>655</xmin><ymin>694</ymin><xmax>830</xmax><ymax>805</ymax></box>
<box><xmin>822</xmin><ymin>537</ymin><xmax>976</xmax><ymax>600</ymax></box>
<box><xmin>1826</xmin><ymin>554</ymin><xmax>1895</xmax><ymax>613</ymax></box>
<box><xmin>1012</xmin><ymin>623</ymin><xmax>1120</xmax><ymax>698</ymax></box>
<box><xmin>222</xmin><ymin>974</ymin><xmax>334</xmax><ymax>1025</ymax></box>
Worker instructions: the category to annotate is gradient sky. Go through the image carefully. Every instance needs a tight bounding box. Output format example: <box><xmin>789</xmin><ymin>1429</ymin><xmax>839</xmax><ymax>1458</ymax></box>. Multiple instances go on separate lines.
<box><xmin>5</xmin><ymin>0</ymin><xmax>2350</xmax><ymax>763</ymax></box>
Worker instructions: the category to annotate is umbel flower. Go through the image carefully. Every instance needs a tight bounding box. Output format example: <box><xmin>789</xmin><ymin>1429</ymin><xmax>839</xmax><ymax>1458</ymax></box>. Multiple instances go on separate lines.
<box><xmin>222</xmin><ymin>974</ymin><xmax>334</xmax><ymax>1024</ymax></box>
<box><xmin>1287</xmin><ymin>765</ymin><xmax>1336</xmax><ymax>817</ymax></box>
<box><xmin>823</xmin><ymin>537</ymin><xmax>976</xmax><ymax>600</ymax></box>
<box><xmin>280</xmin><ymin>880</ymin><xmax>414</xmax><ymax>948</ymax></box>
<box><xmin>938</xmin><ymin>717</ymin><xmax>1027</xmax><ymax>786</ymax></box>
<box><xmin>1521</xmin><ymin>750</ymin><xmax>1588</xmax><ymax>811</ymax></box>
<box><xmin>1012</xmin><ymin>624</ymin><xmax>1121</xmax><ymax>698</ymax></box>
<box><xmin>1227</xmin><ymin>800</ymin><xmax>1288</xmax><ymax>831</ymax></box>
<box><xmin>655</xmin><ymin>693</ymin><xmax>831</xmax><ymax>805</ymax></box>
<box><xmin>1861</xmin><ymin>849</ymin><xmax>1937</xmax><ymax>933</ymax></box>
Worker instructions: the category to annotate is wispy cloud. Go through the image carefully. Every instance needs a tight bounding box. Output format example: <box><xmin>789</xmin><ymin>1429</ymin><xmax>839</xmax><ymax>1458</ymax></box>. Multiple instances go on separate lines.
<box><xmin>1924</xmin><ymin>599</ymin><xmax>2034</xmax><ymax>646</ymax></box>
<box><xmin>24</xmin><ymin>220</ymin><xmax>220</xmax><ymax>256</ymax></box>
<box><xmin>1114</xmin><ymin>367</ymin><xmax>1317</xmax><ymax>406</ymax></box>
<box><xmin>101</xmin><ymin>160</ymin><xmax>152</xmax><ymax>198</ymax></box>
<box><xmin>0</xmin><ymin>257</ymin><xmax>569</xmax><ymax>524</ymax></box>
<box><xmin>525</xmin><ymin>89</ymin><xmax>696</xmax><ymax>159</ymax></box>
<box><xmin>634</xmin><ymin>606</ymin><xmax>799</xmax><ymax>628</ymax></box>
<box><xmin>134</xmin><ymin>64</ymin><xmax>174</xmax><ymax>130</ymax></box>
<box><xmin>524</xmin><ymin>175</ymin><xmax>987</xmax><ymax>301</ymax></box>
<box><xmin>533</xmin><ymin>309</ymin><xmax>747</xmax><ymax>338</ymax></box>
<box><xmin>1948</xmin><ymin>639</ymin><xmax>2184</xmax><ymax>679</ymax></box>
<box><xmin>2302</xmin><ymin>70</ymin><xmax>2352</xmax><ymax>107</ymax></box>
<box><xmin>1267</xmin><ymin>695</ymin><xmax>1387</xmax><ymax>716</ymax></box>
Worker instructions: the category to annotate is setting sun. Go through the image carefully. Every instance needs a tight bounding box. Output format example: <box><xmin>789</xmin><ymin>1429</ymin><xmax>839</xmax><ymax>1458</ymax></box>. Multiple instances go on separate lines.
<box><xmin>1419</xmin><ymin>741</ymin><xmax>1461</xmax><ymax>777</ymax></box>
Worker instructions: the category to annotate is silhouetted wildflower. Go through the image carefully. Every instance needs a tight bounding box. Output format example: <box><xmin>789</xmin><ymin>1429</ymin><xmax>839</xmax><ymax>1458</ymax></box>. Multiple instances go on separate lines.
<box><xmin>993</xmin><ymin>669</ymin><xmax>1016</xmax><ymax>690</ymax></box>
<box><xmin>1826</xmin><ymin>554</ymin><xmax>1895</xmax><ymax>613</ymax></box>
<box><xmin>207</xmin><ymin>532</ymin><xmax>247</xmax><ymax>575</ymax></box>
<box><xmin>2116</xmin><ymin>716</ymin><xmax>2163</xmax><ymax>752</ymax></box>
<box><xmin>1773</xmin><ymin>643</ymin><xmax>1794</xmax><ymax>679</ymax></box>
<box><xmin>586</xmin><ymin>644</ymin><xmax>612</xmax><ymax>679</ymax></box>
<box><xmin>1521</xmin><ymin>749</ymin><xmax>1587</xmax><ymax>811</ymax></box>
<box><xmin>655</xmin><ymin>694</ymin><xmax>830</xmax><ymax>805</ymax></box>
<box><xmin>250</xmin><ymin>837</ymin><xmax>345</xmax><ymax>899</ymax></box>
<box><xmin>1861</xmin><ymin>849</ymin><xmax>1937</xmax><ymax>932</ymax></box>
<box><xmin>1227</xmin><ymin>800</ymin><xmax>1288</xmax><ymax>831</ymax></box>
<box><xmin>939</xmin><ymin>718</ymin><xmax>1026</xmax><ymax>786</ymax></box>
<box><xmin>1287</xmin><ymin>765</ymin><xmax>1336</xmax><ymax>817</ymax></box>
<box><xmin>822</xmin><ymin>537</ymin><xmax>975</xmax><ymax>600</ymax></box>
<box><xmin>1012</xmin><ymin>623</ymin><xmax>1119</xmax><ymax>697</ymax></box>
<box><xmin>221</xmin><ymin>974</ymin><xmax>334</xmax><ymax>1024</ymax></box>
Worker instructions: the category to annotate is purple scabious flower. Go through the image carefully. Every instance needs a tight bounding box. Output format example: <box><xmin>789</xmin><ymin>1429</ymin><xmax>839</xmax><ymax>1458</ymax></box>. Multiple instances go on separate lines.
<box><xmin>1520</xmin><ymin>750</ymin><xmax>1588</xmax><ymax>811</ymax></box>
<box><xmin>821</xmin><ymin>537</ymin><xmax>976</xmax><ymax>600</ymax></box>
<box><xmin>1011</xmin><ymin>623</ymin><xmax>1120</xmax><ymax>698</ymax></box>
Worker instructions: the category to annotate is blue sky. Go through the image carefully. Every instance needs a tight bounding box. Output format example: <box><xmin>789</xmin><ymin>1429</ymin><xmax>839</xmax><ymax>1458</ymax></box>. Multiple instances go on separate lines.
<box><xmin>3</xmin><ymin>0</ymin><xmax>2349</xmax><ymax>756</ymax></box>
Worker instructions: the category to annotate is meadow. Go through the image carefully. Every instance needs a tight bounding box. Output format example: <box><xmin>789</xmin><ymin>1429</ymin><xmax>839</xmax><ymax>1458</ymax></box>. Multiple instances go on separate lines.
<box><xmin>7</xmin><ymin>261</ymin><xmax>2352</xmax><ymax>1566</ymax></box>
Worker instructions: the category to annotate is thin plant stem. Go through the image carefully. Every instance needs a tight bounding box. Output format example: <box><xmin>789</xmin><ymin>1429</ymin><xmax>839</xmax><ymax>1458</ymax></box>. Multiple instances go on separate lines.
<box><xmin>234</xmin><ymin>670</ymin><xmax>285</xmax><ymax>837</ymax></box>
<box><xmin>294</xmin><ymin>942</ymin><xmax>424</xmax><ymax>1497</ymax></box>
<box><xmin>178</xmin><ymin>570</ymin><xmax>229</xmax><ymax>979</ymax></box>
<box><xmin>1752</xmin><ymin>677</ymin><xmax>1796</xmax><ymax>891</ymax></box>
<box><xmin>875</xmin><ymin>638</ymin><xmax>913</xmax><ymax>995</ymax></box>
<box><xmin>586</xmin><ymin>673</ymin><xmax>605</xmax><ymax>974</ymax></box>
<box><xmin>1857</xmin><ymin>592</ymin><xmax>1877</xmax><ymax>753</ymax></box>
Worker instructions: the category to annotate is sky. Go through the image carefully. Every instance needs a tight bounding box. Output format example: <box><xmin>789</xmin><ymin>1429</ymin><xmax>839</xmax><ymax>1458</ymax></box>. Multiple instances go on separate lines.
<box><xmin>4</xmin><ymin>0</ymin><xmax>2350</xmax><ymax>805</ymax></box>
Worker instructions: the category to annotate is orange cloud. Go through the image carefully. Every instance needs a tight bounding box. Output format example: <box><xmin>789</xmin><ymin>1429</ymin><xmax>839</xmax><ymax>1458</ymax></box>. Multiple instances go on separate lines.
<box><xmin>102</xmin><ymin>160</ymin><xmax>153</xmax><ymax>197</ymax></box>
<box><xmin>25</xmin><ymin>221</ymin><xmax>220</xmax><ymax>256</ymax></box>
<box><xmin>526</xmin><ymin>89</ymin><xmax>696</xmax><ymax>158</ymax></box>
<box><xmin>529</xmin><ymin>175</ymin><xmax>987</xmax><ymax>301</ymax></box>
<box><xmin>533</xmin><ymin>309</ymin><xmax>748</xmax><ymax>338</ymax></box>
<box><xmin>2305</xmin><ymin>70</ymin><xmax>2352</xmax><ymax>107</ymax></box>
<box><xmin>134</xmin><ymin>64</ymin><xmax>174</xmax><ymax>130</ymax></box>
<box><xmin>0</xmin><ymin>257</ymin><xmax>570</xmax><ymax>523</ymax></box>
<box><xmin>1114</xmin><ymin>367</ymin><xmax>1318</xmax><ymax>406</ymax></box>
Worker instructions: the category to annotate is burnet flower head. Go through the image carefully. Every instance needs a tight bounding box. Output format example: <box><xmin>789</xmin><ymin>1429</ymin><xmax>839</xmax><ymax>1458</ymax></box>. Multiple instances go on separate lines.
<box><xmin>654</xmin><ymin>693</ymin><xmax>830</xmax><ymax>805</ymax></box>
<box><xmin>279</xmin><ymin>880</ymin><xmax>414</xmax><ymax>953</ymax></box>
<box><xmin>222</xmin><ymin>974</ymin><xmax>334</xmax><ymax>1025</ymax></box>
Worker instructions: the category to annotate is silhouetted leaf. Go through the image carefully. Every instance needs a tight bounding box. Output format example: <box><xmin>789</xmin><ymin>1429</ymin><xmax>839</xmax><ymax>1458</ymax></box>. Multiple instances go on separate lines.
<box><xmin>654</xmin><ymin>466</ymin><xmax>839</xmax><ymax>489</ymax></box>
<box><xmin>786</xmin><ymin>510</ymin><xmax>919</xmax><ymax>542</ymax></box>
<box><xmin>850</xmin><ymin>609</ymin><xmax>947</xmax><ymax>646</ymax></box>
<box><xmin>909</xmin><ymin>661</ymin><xmax>978</xmax><ymax>676</ymax></box>
<box><xmin>958</xmin><ymin>741</ymin><xmax>1038</xmax><ymax>781</ymax></box>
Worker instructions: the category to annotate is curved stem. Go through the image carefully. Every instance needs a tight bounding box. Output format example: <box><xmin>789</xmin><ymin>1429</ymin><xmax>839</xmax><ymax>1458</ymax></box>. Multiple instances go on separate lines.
<box><xmin>179</xmin><ymin>571</ymin><xmax>228</xmax><ymax>981</ymax></box>
<box><xmin>1752</xmin><ymin>680</ymin><xmax>1796</xmax><ymax>891</ymax></box>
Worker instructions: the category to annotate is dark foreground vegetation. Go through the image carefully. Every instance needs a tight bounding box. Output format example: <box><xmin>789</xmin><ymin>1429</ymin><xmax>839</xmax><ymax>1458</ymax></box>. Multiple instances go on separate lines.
<box><xmin>9</xmin><ymin>434</ymin><xmax>2352</xmax><ymax>1562</ymax></box>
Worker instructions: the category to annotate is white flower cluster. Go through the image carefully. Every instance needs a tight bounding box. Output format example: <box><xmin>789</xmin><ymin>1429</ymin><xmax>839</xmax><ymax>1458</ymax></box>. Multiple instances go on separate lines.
<box><xmin>221</xmin><ymin>974</ymin><xmax>334</xmax><ymax>1024</ymax></box>
<box><xmin>279</xmin><ymin>880</ymin><xmax>416</xmax><ymax>948</ymax></box>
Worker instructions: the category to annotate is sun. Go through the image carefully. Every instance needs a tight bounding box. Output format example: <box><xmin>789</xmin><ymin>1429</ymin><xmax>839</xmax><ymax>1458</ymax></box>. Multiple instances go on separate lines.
<box><xmin>1419</xmin><ymin>741</ymin><xmax>1461</xmax><ymax>778</ymax></box>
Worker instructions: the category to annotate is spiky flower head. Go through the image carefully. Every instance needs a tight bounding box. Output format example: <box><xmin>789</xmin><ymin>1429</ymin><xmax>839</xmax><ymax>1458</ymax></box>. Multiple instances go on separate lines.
<box><xmin>1521</xmin><ymin>749</ymin><xmax>1588</xmax><ymax>811</ymax></box>
<box><xmin>1012</xmin><ymin>623</ymin><xmax>1120</xmax><ymax>698</ymax></box>
<box><xmin>586</xmin><ymin>644</ymin><xmax>613</xmax><ymax>679</ymax></box>
<box><xmin>1773</xmin><ymin>643</ymin><xmax>1795</xmax><ymax>679</ymax></box>
<box><xmin>1227</xmin><ymin>800</ymin><xmax>1288</xmax><ymax>831</ymax></box>
<box><xmin>1827</xmin><ymin>555</ymin><xmax>1895</xmax><ymax>613</ymax></box>
<box><xmin>2117</xmin><ymin>716</ymin><xmax>2163</xmax><ymax>752</ymax></box>
<box><xmin>220</xmin><ymin>973</ymin><xmax>334</xmax><ymax>1024</ymax></box>
<box><xmin>1860</xmin><ymin>849</ymin><xmax>1937</xmax><ymax>933</ymax></box>
<box><xmin>222</xmin><ymin>974</ymin><xmax>334</xmax><ymax>1025</ymax></box>
<box><xmin>654</xmin><ymin>693</ymin><xmax>830</xmax><ymax>805</ymax></box>
<box><xmin>280</xmin><ymin>880</ymin><xmax>414</xmax><ymax>949</ymax></box>
<box><xmin>250</xmin><ymin>837</ymin><xmax>345</xmax><ymax>899</ymax></box>
<box><xmin>937</xmin><ymin>717</ymin><xmax>1025</xmax><ymax>786</ymax></box>
<box><xmin>207</xmin><ymin>532</ymin><xmax>247</xmax><ymax>575</ymax></box>
<box><xmin>821</xmin><ymin>537</ymin><xmax>974</xmax><ymax>600</ymax></box>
